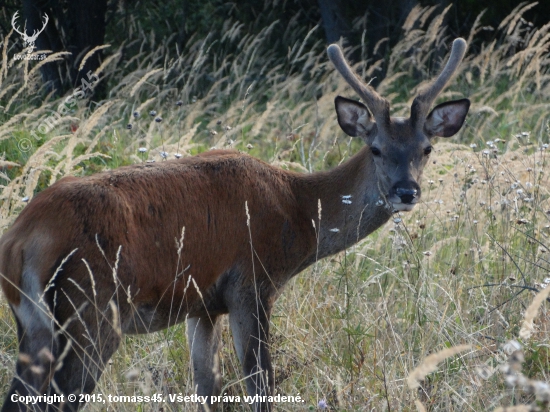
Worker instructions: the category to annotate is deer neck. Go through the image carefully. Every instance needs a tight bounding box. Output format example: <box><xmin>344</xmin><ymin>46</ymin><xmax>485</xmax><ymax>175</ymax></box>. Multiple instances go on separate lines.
<box><xmin>293</xmin><ymin>146</ymin><xmax>393</xmax><ymax>260</ymax></box>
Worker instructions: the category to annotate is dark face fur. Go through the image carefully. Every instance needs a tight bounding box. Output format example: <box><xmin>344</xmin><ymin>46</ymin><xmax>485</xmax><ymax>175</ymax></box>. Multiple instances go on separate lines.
<box><xmin>335</xmin><ymin>96</ymin><xmax>470</xmax><ymax>211</ymax></box>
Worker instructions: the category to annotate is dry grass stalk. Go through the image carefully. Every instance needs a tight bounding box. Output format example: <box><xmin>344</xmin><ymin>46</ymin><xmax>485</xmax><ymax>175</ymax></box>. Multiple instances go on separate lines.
<box><xmin>407</xmin><ymin>344</ymin><xmax>472</xmax><ymax>390</ymax></box>
<box><xmin>84</xmin><ymin>124</ymin><xmax>110</xmax><ymax>155</ymax></box>
<box><xmin>134</xmin><ymin>96</ymin><xmax>157</xmax><ymax>113</ymax></box>
<box><xmin>109</xmin><ymin>300</ymin><xmax>122</xmax><ymax>338</ymax></box>
<box><xmin>78</xmin><ymin>44</ymin><xmax>111</xmax><ymax>72</ymax></box>
<box><xmin>93</xmin><ymin>52</ymin><xmax>120</xmax><ymax>78</ymax></box>
<box><xmin>0</xmin><ymin>113</ymin><xmax>33</xmax><ymax>133</ymax></box>
<box><xmin>0</xmin><ymin>161</ymin><xmax>20</xmax><ymax>168</ymax></box>
<box><xmin>27</xmin><ymin>51</ymin><xmax>72</xmax><ymax>81</ymax></box>
<box><xmin>0</xmin><ymin>83</ymin><xmax>16</xmax><ymax>103</ymax></box>
<box><xmin>519</xmin><ymin>283</ymin><xmax>550</xmax><ymax>340</ymax></box>
<box><xmin>414</xmin><ymin>399</ymin><xmax>427</xmax><ymax>412</ymax></box>
<box><xmin>493</xmin><ymin>406</ymin><xmax>534</xmax><ymax>412</ymax></box>
<box><xmin>130</xmin><ymin>68</ymin><xmax>163</xmax><ymax>97</ymax></box>
<box><xmin>43</xmin><ymin>249</ymin><xmax>79</xmax><ymax>294</ymax></box>
<box><xmin>5</xmin><ymin>52</ymin><xmax>70</xmax><ymax>112</ymax></box>
<box><xmin>0</xmin><ymin>29</ymin><xmax>14</xmax><ymax>87</ymax></box>
<box><xmin>78</xmin><ymin>100</ymin><xmax>116</xmax><ymax>139</ymax></box>
<box><xmin>502</xmin><ymin>2</ymin><xmax>539</xmax><ymax>36</ymax></box>
<box><xmin>178</xmin><ymin>122</ymin><xmax>200</xmax><ymax>149</ymax></box>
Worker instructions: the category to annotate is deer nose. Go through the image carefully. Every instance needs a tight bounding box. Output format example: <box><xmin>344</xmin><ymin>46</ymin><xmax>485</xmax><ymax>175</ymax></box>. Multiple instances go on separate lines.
<box><xmin>395</xmin><ymin>187</ymin><xmax>418</xmax><ymax>204</ymax></box>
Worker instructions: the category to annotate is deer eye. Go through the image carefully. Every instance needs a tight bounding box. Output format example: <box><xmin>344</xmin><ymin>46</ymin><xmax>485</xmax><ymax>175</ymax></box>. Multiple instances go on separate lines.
<box><xmin>371</xmin><ymin>146</ymin><xmax>382</xmax><ymax>157</ymax></box>
<box><xmin>424</xmin><ymin>146</ymin><xmax>433</xmax><ymax>155</ymax></box>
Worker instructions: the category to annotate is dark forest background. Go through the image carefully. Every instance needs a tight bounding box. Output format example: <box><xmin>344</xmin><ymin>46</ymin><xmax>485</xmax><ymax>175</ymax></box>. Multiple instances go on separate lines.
<box><xmin>0</xmin><ymin>0</ymin><xmax>548</xmax><ymax>96</ymax></box>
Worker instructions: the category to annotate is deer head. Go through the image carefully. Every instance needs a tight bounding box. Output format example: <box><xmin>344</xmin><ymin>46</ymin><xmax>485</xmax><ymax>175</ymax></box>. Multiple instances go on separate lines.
<box><xmin>328</xmin><ymin>39</ymin><xmax>470</xmax><ymax>211</ymax></box>
<box><xmin>11</xmin><ymin>11</ymin><xmax>49</xmax><ymax>53</ymax></box>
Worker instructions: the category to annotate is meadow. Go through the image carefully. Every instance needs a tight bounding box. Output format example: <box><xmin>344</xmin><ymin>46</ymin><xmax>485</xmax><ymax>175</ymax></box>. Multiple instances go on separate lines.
<box><xmin>1</xmin><ymin>3</ymin><xmax>550</xmax><ymax>411</ymax></box>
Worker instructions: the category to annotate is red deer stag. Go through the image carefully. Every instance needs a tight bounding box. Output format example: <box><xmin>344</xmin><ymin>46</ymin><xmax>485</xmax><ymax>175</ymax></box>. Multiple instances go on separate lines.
<box><xmin>0</xmin><ymin>39</ymin><xmax>469</xmax><ymax>411</ymax></box>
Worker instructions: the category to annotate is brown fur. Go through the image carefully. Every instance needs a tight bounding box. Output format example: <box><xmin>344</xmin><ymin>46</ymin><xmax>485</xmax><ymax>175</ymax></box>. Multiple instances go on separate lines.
<box><xmin>0</xmin><ymin>39</ymin><xmax>470</xmax><ymax>412</ymax></box>
<box><xmin>0</xmin><ymin>149</ymin><xmax>380</xmax><ymax>410</ymax></box>
<box><xmin>0</xmin><ymin>151</ymin><xmax>322</xmax><ymax>320</ymax></box>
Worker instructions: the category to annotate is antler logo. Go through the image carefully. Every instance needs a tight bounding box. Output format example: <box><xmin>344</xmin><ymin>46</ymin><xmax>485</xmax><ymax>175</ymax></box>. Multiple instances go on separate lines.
<box><xmin>11</xmin><ymin>11</ymin><xmax>49</xmax><ymax>54</ymax></box>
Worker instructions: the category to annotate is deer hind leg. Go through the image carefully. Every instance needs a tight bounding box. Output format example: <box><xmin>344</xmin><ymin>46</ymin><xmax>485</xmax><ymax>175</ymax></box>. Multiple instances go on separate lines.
<box><xmin>2</xmin><ymin>287</ymin><xmax>122</xmax><ymax>411</ymax></box>
<box><xmin>48</xmin><ymin>299</ymin><xmax>122</xmax><ymax>411</ymax></box>
<box><xmin>187</xmin><ymin>315</ymin><xmax>222</xmax><ymax>410</ymax></box>
<box><xmin>228</xmin><ymin>291</ymin><xmax>274</xmax><ymax>412</ymax></box>
<box><xmin>2</xmin><ymin>269</ymin><xmax>59</xmax><ymax>412</ymax></box>
<box><xmin>2</xmin><ymin>308</ymin><xmax>58</xmax><ymax>411</ymax></box>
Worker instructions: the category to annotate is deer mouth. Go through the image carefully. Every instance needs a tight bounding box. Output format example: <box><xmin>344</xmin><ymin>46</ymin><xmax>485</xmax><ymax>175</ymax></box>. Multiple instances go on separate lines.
<box><xmin>387</xmin><ymin>186</ymin><xmax>420</xmax><ymax>212</ymax></box>
<box><xmin>388</xmin><ymin>193</ymin><xmax>419</xmax><ymax>212</ymax></box>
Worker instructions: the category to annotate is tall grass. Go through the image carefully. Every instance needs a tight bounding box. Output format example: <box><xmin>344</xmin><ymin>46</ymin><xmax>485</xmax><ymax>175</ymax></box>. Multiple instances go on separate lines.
<box><xmin>1</xmin><ymin>4</ymin><xmax>550</xmax><ymax>411</ymax></box>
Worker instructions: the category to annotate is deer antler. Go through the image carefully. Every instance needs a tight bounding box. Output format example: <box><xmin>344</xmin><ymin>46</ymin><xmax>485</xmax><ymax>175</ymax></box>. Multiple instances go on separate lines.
<box><xmin>27</xmin><ymin>13</ymin><xmax>49</xmax><ymax>43</ymax></box>
<box><xmin>327</xmin><ymin>44</ymin><xmax>390</xmax><ymax>126</ymax></box>
<box><xmin>11</xmin><ymin>12</ymin><xmax>48</xmax><ymax>46</ymax></box>
<box><xmin>411</xmin><ymin>38</ymin><xmax>467</xmax><ymax>127</ymax></box>
<box><xmin>11</xmin><ymin>12</ymin><xmax>26</xmax><ymax>38</ymax></box>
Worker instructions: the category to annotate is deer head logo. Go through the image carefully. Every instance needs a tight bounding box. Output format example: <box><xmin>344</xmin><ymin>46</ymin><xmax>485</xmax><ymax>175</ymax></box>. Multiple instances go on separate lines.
<box><xmin>11</xmin><ymin>11</ymin><xmax>49</xmax><ymax>54</ymax></box>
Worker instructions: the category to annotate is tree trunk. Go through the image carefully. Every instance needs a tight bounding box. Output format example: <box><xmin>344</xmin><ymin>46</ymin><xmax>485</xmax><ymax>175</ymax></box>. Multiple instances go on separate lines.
<box><xmin>21</xmin><ymin>0</ymin><xmax>108</xmax><ymax>96</ymax></box>
<box><xmin>177</xmin><ymin>1</ymin><xmax>188</xmax><ymax>48</ymax></box>
<box><xmin>317</xmin><ymin>0</ymin><xmax>348</xmax><ymax>44</ymax></box>
<box><xmin>22</xmin><ymin>0</ymin><xmax>64</xmax><ymax>95</ymax></box>
<box><xmin>368</xmin><ymin>0</ymin><xmax>417</xmax><ymax>55</ymax></box>
<box><xmin>68</xmin><ymin>0</ymin><xmax>107</xmax><ymax>95</ymax></box>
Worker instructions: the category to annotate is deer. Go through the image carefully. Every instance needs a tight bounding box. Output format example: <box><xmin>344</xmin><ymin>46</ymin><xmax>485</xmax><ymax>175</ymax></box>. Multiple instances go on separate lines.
<box><xmin>0</xmin><ymin>38</ymin><xmax>469</xmax><ymax>412</ymax></box>
<box><xmin>11</xmin><ymin>11</ymin><xmax>49</xmax><ymax>54</ymax></box>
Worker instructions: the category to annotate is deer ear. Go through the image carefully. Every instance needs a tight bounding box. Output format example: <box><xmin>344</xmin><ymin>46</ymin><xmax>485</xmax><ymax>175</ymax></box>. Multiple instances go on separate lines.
<box><xmin>335</xmin><ymin>96</ymin><xmax>374</xmax><ymax>137</ymax></box>
<box><xmin>424</xmin><ymin>99</ymin><xmax>470</xmax><ymax>138</ymax></box>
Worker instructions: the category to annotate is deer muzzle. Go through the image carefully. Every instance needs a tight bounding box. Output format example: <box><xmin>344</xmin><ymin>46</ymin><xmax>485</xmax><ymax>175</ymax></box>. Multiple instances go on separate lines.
<box><xmin>388</xmin><ymin>183</ymin><xmax>421</xmax><ymax>212</ymax></box>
